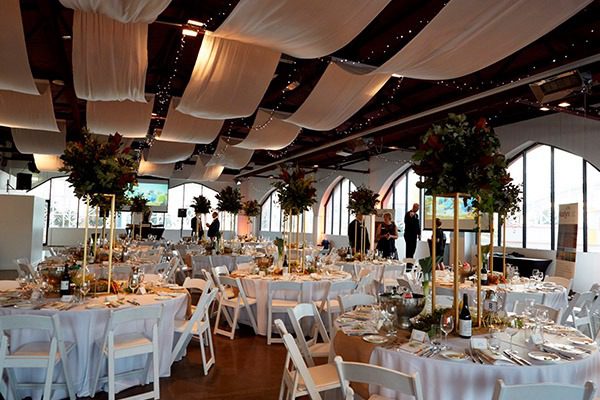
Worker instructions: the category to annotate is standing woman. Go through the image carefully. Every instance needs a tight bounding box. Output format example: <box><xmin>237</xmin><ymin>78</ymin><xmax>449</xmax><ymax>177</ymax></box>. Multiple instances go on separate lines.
<box><xmin>376</xmin><ymin>212</ymin><xmax>398</xmax><ymax>259</ymax></box>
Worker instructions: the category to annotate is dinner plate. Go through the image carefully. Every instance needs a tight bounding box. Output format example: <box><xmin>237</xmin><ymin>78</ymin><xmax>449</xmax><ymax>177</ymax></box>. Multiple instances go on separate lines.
<box><xmin>568</xmin><ymin>336</ymin><xmax>595</xmax><ymax>345</ymax></box>
<box><xmin>545</xmin><ymin>343</ymin><xmax>587</xmax><ymax>357</ymax></box>
<box><xmin>440</xmin><ymin>351</ymin><xmax>470</xmax><ymax>362</ymax></box>
<box><xmin>14</xmin><ymin>302</ymin><xmax>35</xmax><ymax>309</ymax></box>
<box><xmin>528</xmin><ymin>351</ymin><xmax>561</xmax><ymax>363</ymax></box>
<box><xmin>155</xmin><ymin>296</ymin><xmax>171</xmax><ymax>300</ymax></box>
<box><xmin>362</xmin><ymin>335</ymin><xmax>388</xmax><ymax>344</ymax></box>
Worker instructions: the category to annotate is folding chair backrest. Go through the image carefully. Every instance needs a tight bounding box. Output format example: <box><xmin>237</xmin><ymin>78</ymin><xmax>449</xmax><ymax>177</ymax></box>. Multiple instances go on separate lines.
<box><xmin>202</xmin><ymin>269</ymin><xmax>217</xmax><ymax>288</ymax></box>
<box><xmin>287</xmin><ymin>303</ymin><xmax>329</xmax><ymax>367</ymax></box>
<box><xmin>328</xmin><ymin>280</ymin><xmax>357</xmax><ymax>299</ymax></box>
<box><xmin>0</xmin><ymin>314</ymin><xmax>54</xmax><ymax>333</ymax></box>
<box><xmin>274</xmin><ymin>318</ymin><xmax>289</xmax><ymax>336</ymax></box>
<box><xmin>492</xmin><ymin>379</ymin><xmax>596</xmax><ymax>400</ymax></box>
<box><xmin>282</xmin><ymin>333</ymin><xmax>322</xmax><ymax>400</ymax></box>
<box><xmin>544</xmin><ymin>275</ymin><xmax>572</xmax><ymax>291</ymax></box>
<box><xmin>189</xmin><ymin>288</ymin><xmax>218</xmax><ymax>325</ymax></box>
<box><xmin>338</xmin><ymin>293</ymin><xmax>377</xmax><ymax>312</ymax></box>
<box><xmin>183</xmin><ymin>277</ymin><xmax>209</xmax><ymax>292</ymax></box>
<box><xmin>212</xmin><ymin>265</ymin><xmax>230</xmax><ymax>280</ymax></box>
<box><xmin>532</xmin><ymin>304</ymin><xmax>560</xmax><ymax>323</ymax></box>
<box><xmin>219</xmin><ymin>276</ymin><xmax>251</xmax><ymax>305</ymax></box>
<box><xmin>334</xmin><ymin>356</ymin><xmax>423</xmax><ymax>400</ymax></box>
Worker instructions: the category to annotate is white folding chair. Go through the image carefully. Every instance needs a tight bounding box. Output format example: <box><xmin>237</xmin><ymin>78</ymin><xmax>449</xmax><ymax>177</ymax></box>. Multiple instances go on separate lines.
<box><xmin>0</xmin><ymin>314</ymin><xmax>76</xmax><ymax>400</ymax></box>
<box><xmin>279</xmin><ymin>332</ymin><xmax>340</xmax><ymax>400</ymax></box>
<box><xmin>532</xmin><ymin>304</ymin><xmax>560</xmax><ymax>324</ymax></box>
<box><xmin>355</xmin><ymin>270</ymin><xmax>377</xmax><ymax>296</ymax></box>
<box><xmin>315</xmin><ymin>280</ymin><xmax>357</xmax><ymax>335</ymax></box>
<box><xmin>288</xmin><ymin>303</ymin><xmax>331</xmax><ymax>367</ymax></box>
<box><xmin>544</xmin><ymin>275</ymin><xmax>573</xmax><ymax>291</ymax></box>
<box><xmin>91</xmin><ymin>305</ymin><xmax>163</xmax><ymax>400</ymax></box>
<box><xmin>380</xmin><ymin>264</ymin><xmax>406</xmax><ymax>289</ymax></box>
<box><xmin>165</xmin><ymin>256</ymin><xmax>182</xmax><ymax>284</ymax></box>
<box><xmin>492</xmin><ymin>379</ymin><xmax>596</xmax><ymax>400</ymax></box>
<box><xmin>183</xmin><ymin>277</ymin><xmax>209</xmax><ymax>292</ymax></box>
<box><xmin>334</xmin><ymin>355</ymin><xmax>424</xmax><ymax>400</ymax></box>
<box><xmin>214</xmin><ymin>276</ymin><xmax>258</xmax><ymax>339</ymax></box>
<box><xmin>561</xmin><ymin>291</ymin><xmax>596</xmax><ymax>336</ymax></box>
<box><xmin>172</xmin><ymin>287</ymin><xmax>218</xmax><ymax>375</ymax></box>
<box><xmin>267</xmin><ymin>281</ymin><xmax>303</xmax><ymax>345</ymax></box>
<box><xmin>338</xmin><ymin>293</ymin><xmax>377</xmax><ymax>313</ymax></box>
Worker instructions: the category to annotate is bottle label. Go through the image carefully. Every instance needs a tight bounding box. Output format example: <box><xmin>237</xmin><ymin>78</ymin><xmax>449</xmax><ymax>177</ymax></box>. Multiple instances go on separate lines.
<box><xmin>60</xmin><ymin>280</ymin><xmax>69</xmax><ymax>291</ymax></box>
<box><xmin>459</xmin><ymin>319</ymin><xmax>472</xmax><ymax>337</ymax></box>
<box><xmin>481</xmin><ymin>273</ymin><xmax>488</xmax><ymax>281</ymax></box>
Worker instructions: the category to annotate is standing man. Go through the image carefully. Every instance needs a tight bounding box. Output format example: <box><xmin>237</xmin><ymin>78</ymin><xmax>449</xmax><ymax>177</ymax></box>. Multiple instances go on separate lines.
<box><xmin>348</xmin><ymin>213</ymin><xmax>370</xmax><ymax>254</ymax></box>
<box><xmin>404</xmin><ymin>203</ymin><xmax>421</xmax><ymax>259</ymax></box>
<box><xmin>206</xmin><ymin>211</ymin><xmax>220</xmax><ymax>241</ymax></box>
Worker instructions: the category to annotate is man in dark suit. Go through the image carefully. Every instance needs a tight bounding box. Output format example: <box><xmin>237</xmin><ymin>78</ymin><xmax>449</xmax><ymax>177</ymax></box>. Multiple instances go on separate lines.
<box><xmin>206</xmin><ymin>212</ymin><xmax>220</xmax><ymax>241</ymax></box>
<box><xmin>348</xmin><ymin>213</ymin><xmax>370</xmax><ymax>254</ymax></box>
<box><xmin>404</xmin><ymin>203</ymin><xmax>421</xmax><ymax>259</ymax></box>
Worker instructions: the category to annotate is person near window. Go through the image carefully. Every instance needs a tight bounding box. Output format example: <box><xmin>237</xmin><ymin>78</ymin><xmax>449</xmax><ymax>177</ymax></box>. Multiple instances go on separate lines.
<box><xmin>191</xmin><ymin>216</ymin><xmax>204</xmax><ymax>240</ymax></box>
<box><xmin>348</xmin><ymin>213</ymin><xmax>370</xmax><ymax>254</ymax></box>
<box><xmin>404</xmin><ymin>203</ymin><xmax>421</xmax><ymax>259</ymax></box>
<box><xmin>427</xmin><ymin>218</ymin><xmax>446</xmax><ymax>259</ymax></box>
<box><xmin>206</xmin><ymin>212</ymin><xmax>220</xmax><ymax>241</ymax></box>
<box><xmin>377</xmin><ymin>212</ymin><xmax>398</xmax><ymax>258</ymax></box>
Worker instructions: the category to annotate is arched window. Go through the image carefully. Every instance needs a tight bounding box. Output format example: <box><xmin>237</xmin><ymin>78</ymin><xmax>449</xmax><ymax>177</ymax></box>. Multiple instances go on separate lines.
<box><xmin>260</xmin><ymin>190</ymin><xmax>313</xmax><ymax>233</ymax></box>
<box><xmin>324</xmin><ymin>178</ymin><xmax>356</xmax><ymax>236</ymax></box>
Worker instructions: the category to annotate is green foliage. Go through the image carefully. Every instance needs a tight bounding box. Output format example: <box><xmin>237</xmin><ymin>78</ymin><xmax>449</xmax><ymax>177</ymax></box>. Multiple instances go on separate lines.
<box><xmin>347</xmin><ymin>185</ymin><xmax>380</xmax><ymax>215</ymax></box>
<box><xmin>412</xmin><ymin>307</ymin><xmax>452</xmax><ymax>335</ymax></box>
<box><xmin>242</xmin><ymin>200</ymin><xmax>261</xmax><ymax>217</ymax></box>
<box><xmin>59</xmin><ymin>131</ymin><xmax>138</xmax><ymax>210</ymax></box>
<box><xmin>271</xmin><ymin>166</ymin><xmax>317</xmax><ymax>216</ymax></box>
<box><xmin>216</xmin><ymin>186</ymin><xmax>243</xmax><ymax>214</ymax></box>
<box><xmin>128</xmin><ymin>194</ymin><xmax>149</xmax><ymax>213</ymax></box>
<box><xmin>191</xmin><ymin>195</ymin><xmax>211</xmax><ymax>214</ymax></box>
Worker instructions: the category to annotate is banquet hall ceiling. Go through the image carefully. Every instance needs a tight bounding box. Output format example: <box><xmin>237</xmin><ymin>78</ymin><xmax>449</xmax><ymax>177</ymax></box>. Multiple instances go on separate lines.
<box><xmin>1</xmin><ymin>0</ymin><xmax>599</xmax><ymax>179</ymax></box>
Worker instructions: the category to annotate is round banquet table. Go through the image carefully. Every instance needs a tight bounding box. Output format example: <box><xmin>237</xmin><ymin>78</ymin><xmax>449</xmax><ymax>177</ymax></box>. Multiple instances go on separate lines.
<box><xmin>238</xmin><ymin>271</ymin><xmax>353</xmax><ymax>335</ymax></box>
<box><xmin>0</xmin><ymin>292</ymin><xmax>187</xmax><ymax>399</ymax></box>
<box><xmin>334</xmin><ymin>326</ymin><xmax>600</xmax><ymax>400</ymax></box>
<box><xmin>336</xmin><ymin>260</ymin><xmax>405</xmax><ymax>280</ymax></box>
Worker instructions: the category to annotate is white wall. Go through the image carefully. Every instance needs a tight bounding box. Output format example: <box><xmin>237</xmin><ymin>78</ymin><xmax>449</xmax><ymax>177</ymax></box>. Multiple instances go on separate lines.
<box><xmin>0</xmin><ymin>194</ymin><xmax>44</xmax><ymax>268</ymax></box>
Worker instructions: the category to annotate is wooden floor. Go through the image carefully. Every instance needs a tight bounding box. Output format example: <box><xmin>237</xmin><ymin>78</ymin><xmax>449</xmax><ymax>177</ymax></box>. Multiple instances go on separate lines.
<box><xmin>85</xmin><ymin>324</ymin><xmax>288</xmax><ymax>400</ymax></box>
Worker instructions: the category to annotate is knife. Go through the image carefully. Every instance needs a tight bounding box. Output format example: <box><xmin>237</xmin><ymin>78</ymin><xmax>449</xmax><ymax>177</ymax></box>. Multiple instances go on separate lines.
<box><xmin>465</xmin><ymin>348</ymin><xmax>478</xmax><ymax>363</ymax></box>
<box><xmin>503</xmin><ymin>350</ymin><xmax>524</xmax><ymax>365</ymax></box>
<box><xmin>507</xmin><ymin>350</ymin><xmax>532</xmax><ymax>365</ymax></box>
<box><xmin>469</xmin><ymin>348</ymin><xmax>483</xmax><ymax>364</ymax></box>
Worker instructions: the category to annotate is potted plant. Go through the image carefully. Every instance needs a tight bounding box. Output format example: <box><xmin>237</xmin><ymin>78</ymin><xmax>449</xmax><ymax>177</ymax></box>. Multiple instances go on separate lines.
<box><xmin>242</xmin><ymin>199</ymin><xmax>261</xmax><ymax>235</ymax></box>
<box><xmin>216</xmin><ymin>186</ymin><xmax>243</xmax><ymax>238</ymax></box>
<box><xmin>191</xmin><ymin>195</ymin><xmax>212</xmax><ymax>240</ymax></box>
<box><xmin>347</xmin><ymin>185</ymin><xmax>380</xmax><ymax>256</ymax></box>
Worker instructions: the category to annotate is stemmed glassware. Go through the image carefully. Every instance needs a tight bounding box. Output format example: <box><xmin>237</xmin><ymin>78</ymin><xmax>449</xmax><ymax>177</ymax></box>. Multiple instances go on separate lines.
<box><xmin>505</xmin><ymin>316</ymin><xmax>520</xmax><ymax>351</ymax></box>
<box><xmin>440</xmin><ymin>313</ymin><xmax>455</xmax><ymax>348</ymax></box>
<box><xmin>79</xmin><ymin>281</ymin><xmax>90</xmax><ymax>303</ymax></box>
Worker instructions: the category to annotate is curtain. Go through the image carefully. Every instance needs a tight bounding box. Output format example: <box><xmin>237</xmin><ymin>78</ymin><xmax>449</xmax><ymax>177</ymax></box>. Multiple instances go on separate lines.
<box><xmin>215</xmin><ymin>0</ymin><xmax>389</xmax><ymax>58</ymax></box>
<box><xmin>0</xmin><ymin>0</ymin><xmax>38</xmax><ymax>94</ymax></box>
<box><xmin>59</xmin><ymin>0</ymin><xmax>171</xmax><ymax>23</ymax></box>
<box><xmin>159</xmin><ymin>97</ymin><xmax>224</xmax><ymax>144</ymax></box>
<box><xmin>138</xmin><ymin>159</ymin><xmax>175</xmax><ymax>178</ymax></box>
<box><xmin>86</xmin><ymin>95</ymin><xmax>154</xmax><ymax>138</ymax></box>
<box><xmin>145</xmin><ymin>140</ymin><xmax>195</xmax><ymax>163</ymax></box>
<box><xmin>177</xmin><ymin>34</ymin><xmax>280</xmax><ymax>119</ymax></box>
<box><xmin>207</xmin><ymin>138</ymin><xmax>254</xmax><ymax>170</ymax></box>
<box><xmin>0</xmin><ymin>81</ymin><xmax>59</xmax><ymax>131</ymax></box>
<box><xmin>72</xmin><ymin>10</ymin><xmax>148</xmax><ymax>101</ymax></box>
<box><xmin>235</xmin><ymin>109</ymin><xmax>300</xmax><ymax>150</ymax></box>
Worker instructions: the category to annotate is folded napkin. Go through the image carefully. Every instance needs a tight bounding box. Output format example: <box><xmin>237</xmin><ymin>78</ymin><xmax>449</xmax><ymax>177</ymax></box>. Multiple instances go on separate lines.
<box><xmin>399</xmin><ymin>340</ymin><xmax>430</xmax><ymax>354</ymax></box>
<box><xmin>478</xmin><ymin>349</ymin><xmax>514</xmax><ymax>365</ymax></box>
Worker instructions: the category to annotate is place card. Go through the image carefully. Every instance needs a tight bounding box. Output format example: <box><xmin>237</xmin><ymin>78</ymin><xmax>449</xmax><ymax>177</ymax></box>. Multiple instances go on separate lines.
<box><xmin>60</xmin><ymin>295</ymin><xmax>74</xmax><ymax>302</ymax></box>
<box><xmin>410</xmin><ymin>329</ymin><xmax>430</xmax><ymax>343</ymax></box>
<box><xmin>470</xmin><ymin>337</ymin><xmax>488</xmax><ymax>350</ymax></box>
<box><xmin>105</xmin><ymin>295</ymin><xmax>118</xmax><ymax>302</ymax></box>
<box><xmin>483</xmin><ymin>300</ymin><xmax>498</xmax><ymax>312</ymax></box>
<box><xmin>139</xmin><ymin>287</ymin><xmax>147</xmax><ymax>295</ymax></box>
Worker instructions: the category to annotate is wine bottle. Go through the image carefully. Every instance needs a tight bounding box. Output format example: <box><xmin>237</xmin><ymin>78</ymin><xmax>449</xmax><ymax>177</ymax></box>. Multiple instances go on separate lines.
<box><xmin>60</xmin><ymin>265</ymin><xmax>71</xmax><ymax>296</ymax></box>
<box><xmin>458</xmin><ymin>293</ymin><xmax>472</xmax><ymax>338</ymax></box>
<box><xmin>282</xmin><ymin>254</ymin><xmax>289</xmax><ymax>274</ymax></box>
<box><xmin>481</xmin><ymin>264</ymin><xmax>488</xmax><ymax>286</ymax></box>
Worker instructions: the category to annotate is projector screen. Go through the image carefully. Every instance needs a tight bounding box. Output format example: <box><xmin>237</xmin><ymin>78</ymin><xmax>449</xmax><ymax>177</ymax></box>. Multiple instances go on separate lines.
<box><xmin>126</xmin><ymin>178</ymin><xmax>169</xmax><ymax>212</ymax></box>
<box><xmin>423</xmin><ymin>195</ymin><xmax>489</xmax><ymax>231</ymax></box>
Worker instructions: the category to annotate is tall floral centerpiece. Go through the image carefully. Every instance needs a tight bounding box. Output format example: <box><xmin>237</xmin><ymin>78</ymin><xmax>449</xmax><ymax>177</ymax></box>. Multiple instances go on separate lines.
<box><xmin>216</xmin><ymin>186</ymin><xmax>243</xmax><ymax>240</ymax></box>
<box><xmin>191</xmin><ymin>195</ymin><xmax>211</xmax><ymax>240</ymax></box>
<box><xmin>412</xmin><ymin>114</ymin><xmax>511</xmax><ymax>325</ymax></box>
<box><xmin>272</xmin><ymin>166</ymin><xmax>317</xmax><ymax>270</ymax></box>
<box><xmin>128</xmin><ymin>194</ymin><xmax>149</xmax><ymax>240</ymax></box>
<box><xmin>347</xmin><ymin>185</ymin><xmax>380</xmax><ymax>257</ymax></box>
<box><xmin>242</xmin><ymin>199</ymin><xmax>261</xmax><ymax>236</ymax></box>
<box><xmin>60</xmin><ymin>132</ymin><xmax>138</xmax><ymax>291</ymax></box>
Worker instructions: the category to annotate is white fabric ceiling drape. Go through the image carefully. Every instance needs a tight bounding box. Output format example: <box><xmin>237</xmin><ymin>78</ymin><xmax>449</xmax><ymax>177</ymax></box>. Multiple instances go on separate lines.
<box><xmin>235</xmin><ymin>110</ymin><xmax>300</xmax><ymax>150</ymax></box>
<box><xmin>215</xmin><ymin>0</ymin><xmax>390</xmax><ymax>59</ymax></box>
<box><xmin>285</xmin><ymin>63</ymin><xmax>389</xmax><ymax>131</ymax></box>
<box><xmin>138</xmin><ymin>159</ymin><xmax>175</xmax><ymax>178</ymax></box>
<box><xmin>0</xmin><ymin>0</ymin><xmax>38</xmax><ymax>94</ymax></box>
<box><xmin>189</xmin><ymin>160</ymin><xmax>224</xmax><ymax>182</ymax></box>
<box><xmin>170</xmin><ymin>163</ymin><xmax>195</xmax><ymax>180</ymax></box>
<box><xmin>33</xmin><ymin>154</ymin><xmax>64</xmax><ymax>172</ymax></box>
<box><xmin>72</xmin><ymin>10</ymin><xmax>148</xmax><ymax>101</ymax></box>
<box><xmin>159</xmin><ymin>97</ymin><xmax>224</xmax><ymax>144</ymax></box>
<box><xmin>86</xmin><ymin>95</ymin><xmax>154</xmax><ymax>138</ymax></box>
<box><xmin>0</xmin><ymin>81</ymin><xmax>59</xmax><ymax>131</ymax></box>
<box><xmin>59</xmin><ymin>0</ymin><xmax>171</xmax><ymax>23</ymax></box>
<box><xmin>207</xmin><ymin>138</ymin><xmax>254</xmax><ymax>170</ymax></box>
<box><xmin>145</xmin><ymin>140</ymin><xmax>195</xmax><ymax>163</ymax></box>
<box><xmin>177</xmin><ymin>34</ymin><xmax>280</xmax><ymax>119</ymax></box>
<box><xmin>12</xmin><ymin>120</ymin><xmax>67</xmax><ymax>155</ymax></box>
<box><xmin>377</xmin><ymin>0</ymin><xmax>592</xmax><ymax>79</ymax></box>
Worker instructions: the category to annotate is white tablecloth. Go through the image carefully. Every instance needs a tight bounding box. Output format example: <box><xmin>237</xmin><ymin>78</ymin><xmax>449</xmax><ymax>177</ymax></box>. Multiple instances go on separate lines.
<box><xmin>337</xmin><ymin>261</ymin><xmax>405</xmax><ymax>281</ymax></box>
<box><xmin>369</xmin><ymin>331</ymin><xmax>600</xmax><ymax>400</ymax></box>
<box><xmin>239</xmin><ymin>272</ymin><xmax>352</xmax><ymax>335</ymax></box>
<box><xmin>190</xmin><ymin>254</ymin><xmax>253</xmax><ymax>276</ymax></box>
<box><xmin>0</xmin><ymin>293</ymin><xmax>187</xmax><ymax>399</ymax></box>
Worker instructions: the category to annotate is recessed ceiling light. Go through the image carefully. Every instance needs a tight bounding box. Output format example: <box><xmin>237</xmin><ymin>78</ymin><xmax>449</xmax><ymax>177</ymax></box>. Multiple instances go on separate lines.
<box><xmin>313</xmin><ymin>164</ymin><xmax>319</xmax><ymax>168</ymax></box>
<box><xmin>187</xmin><ymin>20</ymin><xmax>205</xmax><ymax>27</ymax></box>
<box><xmin>61</xmin><ymin>35</ymin><xmax>71</xmax><ymax>40</ymax></box>
<box><xmin>182</xmin><ymin>29</ymin><xmax>198</xmax><ymax>37</ymax></box>
<box><xmin>539</xmin><ymin>106</ymin><xmax>550</xmax><ymax>111</ymax></box>
<box><xmin>558</xmin><ymin>102</ymin><xmax>570</xmax><ymax>107</ymax></box>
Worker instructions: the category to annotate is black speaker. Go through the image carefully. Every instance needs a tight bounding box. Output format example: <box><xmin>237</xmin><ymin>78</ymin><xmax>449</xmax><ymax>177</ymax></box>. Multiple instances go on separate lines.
<box><xmin>177</xmin><ymin>208</ymin><xmax>187</xmax><ymax>218</ymax></box>
<box><xmin>16</xmin><ymin>173</ymin><xmax>32</xmax><ymax>190</ymax></box>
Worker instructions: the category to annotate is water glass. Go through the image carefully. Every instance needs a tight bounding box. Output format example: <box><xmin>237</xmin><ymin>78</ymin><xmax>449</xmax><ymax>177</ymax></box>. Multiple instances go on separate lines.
<box><xmin>440</xmin><ymin>313</ymin><xmax>454</xmax><ymax>347</ymax></box>
<box><xmin>488</xmin><ymin>327</ymin><xmax>503</xmax><ymax>352</ymax></box>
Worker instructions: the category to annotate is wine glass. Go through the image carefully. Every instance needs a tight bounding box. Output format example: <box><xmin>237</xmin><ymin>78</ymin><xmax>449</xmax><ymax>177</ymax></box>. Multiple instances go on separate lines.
<box><xmin>79</xmin><ymin>281</ymin><xmax>90</xmax><ymax>303</ymax></box>
<box><xmin>440</xmin><ymin>313</ymin><xmax>455</xmax><ymax>348</ymax></box>
<box><xmin>129</xmin><ymin>273</ymin><xmax>141</xmax><ymax>294</ymax></box>
<box><xmin>531</xmin><ymin>268</ymin><xmax>540</xmax><ymax>280</ymax></box>
<box><xmin>505</xmin><ymin>316</ymin><xmax>520</xmax><ymax>351</ymax></box>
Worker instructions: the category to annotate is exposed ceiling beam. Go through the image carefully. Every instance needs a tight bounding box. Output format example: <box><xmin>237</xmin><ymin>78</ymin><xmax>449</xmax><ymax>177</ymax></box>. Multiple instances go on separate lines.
<box><xmin>236</xmin><ymin>53</ymin><xmax>600</xmax><ymax>179</ymax></box>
